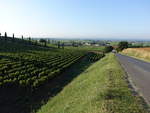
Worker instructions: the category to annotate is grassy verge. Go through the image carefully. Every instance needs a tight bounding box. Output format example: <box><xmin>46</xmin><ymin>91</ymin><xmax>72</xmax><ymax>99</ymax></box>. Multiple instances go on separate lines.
<box><xmin>37</xmin><ymin>53</ymin><xmax>148</xmax><ymax>113</ymax></box>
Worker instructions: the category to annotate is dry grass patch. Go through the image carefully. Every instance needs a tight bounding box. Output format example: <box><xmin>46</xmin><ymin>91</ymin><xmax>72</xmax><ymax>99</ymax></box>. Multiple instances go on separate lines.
<box><xmin>122</xmin><ymin>48</ymin><xmax>150</xmax><ymax>62</ymax></box>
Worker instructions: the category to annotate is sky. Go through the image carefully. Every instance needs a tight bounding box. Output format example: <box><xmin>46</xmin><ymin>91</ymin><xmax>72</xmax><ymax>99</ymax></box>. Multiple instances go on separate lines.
<box><xmin>0</xmin><ymin>0</ymin><xmax>150</xmax><ymax>39</ymax></box>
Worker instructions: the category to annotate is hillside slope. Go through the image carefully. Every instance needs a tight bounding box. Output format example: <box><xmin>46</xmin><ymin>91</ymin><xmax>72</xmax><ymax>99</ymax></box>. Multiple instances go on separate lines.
<box><xmin>0</xmin><ymin>36</ymin><xmax>53</xmax><ymax>52</ymax></box>
<box><xmin>37</xmin><ymin>54</ymin><xmax>148</xmax><ymax>113</ymax></box>
<box><xmin>0</xmin><ymin>37</ymin><xmax>106</xmax><ymax>113</ymax></box>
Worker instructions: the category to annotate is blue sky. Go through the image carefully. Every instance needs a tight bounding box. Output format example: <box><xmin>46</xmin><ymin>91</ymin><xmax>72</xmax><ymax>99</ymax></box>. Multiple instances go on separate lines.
<box><xmin>0</xmin><ymin>0</ymin><xmax>150</xmax><ymax>39</ymax></box>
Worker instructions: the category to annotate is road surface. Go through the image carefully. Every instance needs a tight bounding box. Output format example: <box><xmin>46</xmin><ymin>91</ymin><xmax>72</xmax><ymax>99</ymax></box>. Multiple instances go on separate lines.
<box><xmin>116</xmin><ymin>53</ymin><xmax>150</xmax><ymax>105</ymax></box>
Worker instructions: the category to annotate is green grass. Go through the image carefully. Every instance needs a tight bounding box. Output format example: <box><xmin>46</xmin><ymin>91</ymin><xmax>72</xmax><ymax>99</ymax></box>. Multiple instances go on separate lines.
<box><xmin>37</xmin><ymin>53</ymin><xmax>147</xmax><ymax>113</ymax></box>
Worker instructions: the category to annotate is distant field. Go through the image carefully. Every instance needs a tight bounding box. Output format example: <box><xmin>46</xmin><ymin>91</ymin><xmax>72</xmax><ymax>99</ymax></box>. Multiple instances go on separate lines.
<box><xmin>122</xmin><ymin>48</ymin><xmax>150</xmax><ymax>62</ymax></box>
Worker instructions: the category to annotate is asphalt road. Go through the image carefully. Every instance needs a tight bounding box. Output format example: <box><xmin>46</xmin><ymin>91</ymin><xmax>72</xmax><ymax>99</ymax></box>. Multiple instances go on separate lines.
<box><xmin>116</xmin><ymin>53</ymin><xmax>150</xmax><ymax>105</ymax></box>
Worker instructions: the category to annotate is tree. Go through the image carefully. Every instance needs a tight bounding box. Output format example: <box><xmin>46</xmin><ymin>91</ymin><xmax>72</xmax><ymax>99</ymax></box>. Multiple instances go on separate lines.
<box><xmin>0</xmin><ymin>33</ymin><xmax>1</xmax><ymax>38</ymax></box>
<box><xmin>35</xmin><ymin>40</ymin><xmax>38</xmax><ymax>45</ymax></box>
<box><xmin>47</xmin><ymin>39</ymin><xmax>50</xmax><ymax>44</ymax></box>
<box><xmin>104</xmin><ymin>46</ymin><xmax>113</xmax><ymax>53</ymax></box>
<box><xmin>57</xmin><ymin>41</ymin><xmax>60</xmax><ymax>48</ymax></box>
<box><xmin>28</xmin><ymin>37</ymin><xmax>31</xmax><ymax>44</ymax></box>
<box><xmin>29</xmin><ymin>37</ymin><xmax>31</xmax><ymax>41</ymax></box>
<box><xmin>5</xmin><ymin>32</ymin><xmax>7</xmax><ymax>41</ymax></box>
<box><xmin>72</xmin><ymin>41</ymin><xmax>75</xmax><ymax>47</ymax></box>
<box><xmin>5</xmin><ymin>32</ymin><xmax>7</xmax><ymax>37</ymax></box>
<box><xmin>13</xmin><ymin>33</ymin><xmax>14</xmax><ymax>38</ymax></box>
<box><xmin>12</xmin><ymin>33</ymin><xmax>15</xmax><ymax>41</ymax></box>
<box><xmin>39</xmin><ymin>39</ymin><xmax>47</xmax><ymax>47</ymax></box>
<box><xmin>117</xmin><ymin>41</ymin><xmax>128</xmax><ymax>51</ymax></box>
<box><xmin>62</xmin><ymin>43</ymin><xmax>64</xmax><ymax>49</ymax></box>
<box><xmin>22</xmin><ymin>35</ymin><xmax>23</xmax><ymax>40</ymax></box>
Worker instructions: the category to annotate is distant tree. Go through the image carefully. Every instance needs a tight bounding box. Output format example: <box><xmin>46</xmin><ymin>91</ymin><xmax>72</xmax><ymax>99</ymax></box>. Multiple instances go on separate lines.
<box><xmin>35</xmin><ymin>40</ymin><xmax>38</xmax><ymax>45</ymax></box>
<box><xmin>4</xmin><ymin>32</ymin><xmax>7</xmax><ymax>41</ymax></box>
<box><xmin>5</xmin><ymin>32</ymin><xmax>7</xmax><ymax>37</ymax></box>
<box><xmin>39</xmin><ymin>39</ymin><xmax>47</xmax><ymax>47</ymax></box>
<box><xmin>22</xmin><ymin>35</ymin><xmax>23</xmax><ymax>40</ymax></box>
<box><xmin>47</xmin><ymin>39</ymin><xmax>50</xmax><ymax>44</ymax></box>
<box><xmin>104</xmin><ymin>46</ymin><xmax>113</xmax><ymax>53</ymax></box>
<box><xmin>28</xmin><ymin>37</ymin><xmax>31</xmax><ymax>44</ymax></box>
<box><xmin>0</xmin><ymin>33</ymin><xmax>1</xmax><ymax>38</ymax></box>
<box><xmin>57</xmin><ymin>41</ymin><xmax>60</xmax><ymax>48</ymax></box>
<box><xmin>62</xmin><ymin>43</ymin><xmax>64</xmax><ymax>49</ymax></box>
<box><xmin>72</xmin><ymin>41</ymin><xmax>78</xmax><ymax>47</ymax></box>
<box><xmin>78</xmin><ymin>42</ymin><xmax>82</xmax><ymax>46</ymax></box>
<box><xmin>29</xmin><ymin>37</ymin><xmax>31</xmax><ymax>41</ymax></box>
<box><xmin>72</xmin><ymin>41</ymin><xmax>75</xmax><ymax>47</ymax></box>
<box><xmin>13</xmin><ymin>33</ymin><xmax>14</xmax><ymax>38</ymax></box>
<box><xmin>44</xmin><ymin>41</ymin><xmax>47</xmax><ymax>47</ymax></box>
<box><xmin>117</xmin><ymin>41</ymin><xmax>128</xmax><ymax>51</ymax></box>
<box><xmin>12</xmin><ymin>33</ymin><xmax>15</xmax><ymax>41</ymax></box>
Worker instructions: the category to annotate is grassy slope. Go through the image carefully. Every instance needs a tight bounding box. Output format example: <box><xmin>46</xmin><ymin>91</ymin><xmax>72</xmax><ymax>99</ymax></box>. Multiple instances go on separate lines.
<box><xmin>37</xmin><ymin>54</ymin><xmax>147</xmax><ymax>113</ymax></box>
<box><xmin>121</xmin><ymin>48</ymin><xmax>150</xmax><ymax>62</ymax></box>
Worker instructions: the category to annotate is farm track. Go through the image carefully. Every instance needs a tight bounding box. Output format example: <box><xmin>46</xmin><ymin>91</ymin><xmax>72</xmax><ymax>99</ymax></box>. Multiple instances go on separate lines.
<box><xmin>116</xmin><ymin>53</ymin><xmax>150</xmax><ymax>105</ymax></box>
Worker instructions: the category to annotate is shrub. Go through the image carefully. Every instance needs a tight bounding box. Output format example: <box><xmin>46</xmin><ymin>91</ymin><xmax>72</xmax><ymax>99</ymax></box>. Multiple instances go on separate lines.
<box><xmin>104</xmin><ymin>46</ymin><xmax>113</xmax><ymax>53</ymax></box>
<box><xmin>117</xmin><ymin>41</ymin><xmax>128</xmax><ymax>51</ymax></box>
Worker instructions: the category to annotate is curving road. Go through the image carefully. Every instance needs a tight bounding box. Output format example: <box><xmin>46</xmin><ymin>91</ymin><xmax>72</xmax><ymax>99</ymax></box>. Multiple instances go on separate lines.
<box><xmin>116</xmin><ymin>53</ymin><xmax>150</xmax><ymax>105</ymax></box>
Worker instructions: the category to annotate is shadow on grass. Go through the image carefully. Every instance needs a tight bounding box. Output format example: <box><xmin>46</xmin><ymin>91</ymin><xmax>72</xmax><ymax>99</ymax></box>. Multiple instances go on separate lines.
<box><xmin>0</xmin><ymin>56</ymin><xmax>93</xmax><ymax>113</ymax></box>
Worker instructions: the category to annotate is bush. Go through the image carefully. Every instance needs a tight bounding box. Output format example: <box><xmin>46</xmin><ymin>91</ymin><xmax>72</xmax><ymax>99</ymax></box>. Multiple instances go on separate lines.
<box><xmin>117</xmin><ymin>41</ymin><xmax>128</xmax><ymax>51</ymax></box>
<box><xmin>104</xmin><ymin>46</ymin><xmax>113</xmax><ymax>53</ymax></box>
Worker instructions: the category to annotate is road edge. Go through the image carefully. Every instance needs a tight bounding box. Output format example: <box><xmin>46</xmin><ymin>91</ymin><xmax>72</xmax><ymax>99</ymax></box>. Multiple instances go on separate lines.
<box><xmin>115</xmin><ymin>53</ymin><xmax>150</xmax><ymax>111</ymax></box>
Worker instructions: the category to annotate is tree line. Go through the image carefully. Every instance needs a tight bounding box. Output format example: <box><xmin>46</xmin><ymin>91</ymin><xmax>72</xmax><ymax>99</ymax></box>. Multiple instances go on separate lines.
<box><xmin>0</xmin><ymin>32</ymin><xmax>26</xmax><ymax>41</ymax></box>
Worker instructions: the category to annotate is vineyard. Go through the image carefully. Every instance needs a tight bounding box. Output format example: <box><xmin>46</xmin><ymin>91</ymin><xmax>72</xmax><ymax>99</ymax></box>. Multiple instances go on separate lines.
<box><xmin>0</xmin><ymin>38</ymin><xmax>148</xmax><ymax>113</ymax></box>
<box><xmin>0</xmin><ymin>38</ymin><xmax>104</xmax><ymax>91</ymax></box>
<box><xmin>87</xmin><ymin>52</ymin><xmax>104</xmax><ymax>62</ymax></box>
